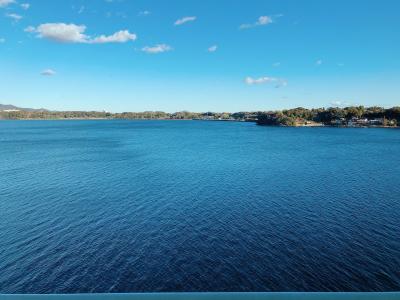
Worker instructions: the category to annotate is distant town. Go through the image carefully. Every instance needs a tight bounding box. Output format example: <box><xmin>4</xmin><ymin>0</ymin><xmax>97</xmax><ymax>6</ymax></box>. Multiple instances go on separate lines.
<box><xmin>0</xmin><ymin>104</ymin><xmax>399</xmax><ymax>128</ymax></box>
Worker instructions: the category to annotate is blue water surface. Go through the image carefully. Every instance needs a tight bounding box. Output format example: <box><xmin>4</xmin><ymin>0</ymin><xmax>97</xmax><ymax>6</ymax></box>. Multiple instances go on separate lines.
<box><xmin>0</xmin><ymin>120</ymin><xmax>399</xmax><ymax>293</ymax></box>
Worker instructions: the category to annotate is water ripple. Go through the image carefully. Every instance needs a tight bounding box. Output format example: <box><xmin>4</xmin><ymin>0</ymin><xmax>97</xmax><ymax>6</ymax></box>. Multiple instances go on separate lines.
<box><xmin>0</xmin><ymin>121</ymin><xmax>399</xmax><ymax>292</ymax></box>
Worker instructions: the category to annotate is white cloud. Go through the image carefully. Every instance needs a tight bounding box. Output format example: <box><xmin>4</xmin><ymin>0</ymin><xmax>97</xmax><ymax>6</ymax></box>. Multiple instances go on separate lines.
<box><xmin>141</xmin><ymin>44</ymin><xmax>172</xmax><ymax>54</ymax></box>
<box><xmin>20</xmin><ymin>3</ymin><xmax>30</xmax><ymax>10</ymax></box>
<box><xmin>34</xmin><ymin>23</ymin><xmax>88</xmax><ymax>43</ymax></box>
<box><xmin>245</xmin><ymin>76</ymin><xmax>273</xmax><ymax>85</ymax></box>
<box><xmin>258</xmin><ymin>16</ymin><xmax>272</xmax><ymax>25</ymax></box>
<box><xmin>40</xmin><ymin>69</ymin><xmax>56</xmax><ymax>76</ymax></box>
<box><xmin>6</xmin><ymin>13</ymin><xmax>22</xmax><ymax>21</ymax></box>
<box><xmin>139</xmin><ymin>10</ymin><xmax>150</xmax><ymax>16</ymax></box>
<box><xmin>207</xmin><ymin>45</ymin><xmax>217</xmax><ymax>52</ymax></box>
<box><xmin>316</xmin><ymin>59</ymin><xmax>322</xmax><ymax>66</ymax></box>
<box><xmin>174</xmin><ymin>16</ymin><xmax>196</xmax><ymax>26</ymax></box>
<box><xmin>91</xmin><ymin>30</ymin><xmax>136</xmax><ymax>44</ymax></box>
<box><xmin>272</xmin><ymin>62</ymin><xmax>281</xmax><ymax>67</ymax></box>
<box><xmin>240</xmin><ymin>16</ymin><xmax>273</xmax><ymax>29</ymax></box>
<box><xmin>0</xmin><ymin>0</ymin><xmax>14</xmax><ymax>8</ymax></box>
<box><xmin>245</xmin><ymin>76</ymin><xmax>287</xmax><ymax>88</ymax></box>
<box><xmin>0</xmin><ymin>38</ymin><xmax>5</xmax><ymax>43</ymax></box>
<box><xmin>26</xmin><ymin>23</ymin><xmax>137</xmax><ymax>44</ymax></box>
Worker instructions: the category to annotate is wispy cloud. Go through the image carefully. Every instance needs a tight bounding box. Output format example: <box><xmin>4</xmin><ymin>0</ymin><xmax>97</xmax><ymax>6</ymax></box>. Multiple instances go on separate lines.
<box><xmin>0</xmin><ymin>38</ymin><xmax>5</xmax><ymax>43</ymax></box>
<box><xmin>245</xmin><ymin>76</ymin><xmax>287</xmax><ymax>88</ymax></box>
<box><xmin>141</xmin><ymin>44</ymin><xmax>172</xmax><ymax>54</ymax></box>
<box><xmin>105</xmin><ymin>11</ymin><xmax>127</xmax><ymax>18</ymax></box>
<box><xmin>138</xmin><ymin>10</ymin><xmax>150</xmax><ymax>16</ymax></box>
<box><xmin>174</xmin><ymin>16</ymin><xmax>196</xmax><ymax>26</ymax></box>
<box><xmin>26</xmin><ymin>23</ymin><xmax>137</xmax><ymax>44</ymax></box>
<box><xmin>20</xmin><ymin>3</ymin><xmax>30</xmax><ymax>10</ymax></box>
<box><xmin>207</xmin><ymin>45</ymin><xmax>217</xmax><ymax>52</ymax></box>
<box><xmin>91</xmin><ymin>30</ymin><xmax>136</xmax><ymax>43</ymax></box>
<box><xmin>275</xmin><ymin>80</ymin><xmax>288</xmax><ymax>88</ymax></box>
<box><xmin>272</xmin><ymin>62</ymin><xmax>281</xmax><ymax>67</ymax></box>
<box><xmin>40</xmin><ymin>69</ymin><xmax>56</xmax><ymax>76</ymax></box>
<box><xmin>0</xmin><ymin>0</ymin><xmax>15</xmax><ymax>8</ymax></box>
<box><xmin>24</xmin><ymin>25</ymin><xmax>35</xmax><ymax>32</ymax></box>
<box><xmin>316</xmin><ymin>59</ymin><xmax>322</xmax><ymax>66</ymax></box>
<box><xmin>240</xmin><ymin>16</ymin><xmax>273</xmax><ymax>29</ymax></box>
<box><xmin>6</xmin><ymin>13</ymin><xmax>22</xmax><ymax>21</ymax></box>
<box><xmin>78</xmin><ymin>5</ymin><xmax>84</xmax><ymax>14</ymax></box>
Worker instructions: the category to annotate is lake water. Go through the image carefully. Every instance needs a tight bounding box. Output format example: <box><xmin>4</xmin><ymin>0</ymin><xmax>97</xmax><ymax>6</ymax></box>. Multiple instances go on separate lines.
<box><xmin>1</xmin><ymin>120</ymin><xmax>400</xmax><ymax>293</ymax></box>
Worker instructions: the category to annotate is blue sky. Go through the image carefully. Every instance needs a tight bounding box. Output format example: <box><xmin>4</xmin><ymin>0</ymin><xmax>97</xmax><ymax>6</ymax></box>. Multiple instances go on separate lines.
<box><xmin>0</xmin><ymin>0</ymin><xmax>399</xmax><ymax>112</ymax></box>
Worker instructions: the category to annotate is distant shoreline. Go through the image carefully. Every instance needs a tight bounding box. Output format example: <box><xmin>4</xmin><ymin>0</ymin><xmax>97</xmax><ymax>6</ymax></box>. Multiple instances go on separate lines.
<box><xmin>1</xmin><ymin>105</ymin><xmax>399</xmax><ymax>128</ymax></box>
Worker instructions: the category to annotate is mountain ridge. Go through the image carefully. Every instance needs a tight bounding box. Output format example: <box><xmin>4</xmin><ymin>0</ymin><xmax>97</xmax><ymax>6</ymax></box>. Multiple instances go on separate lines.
<box><xmin>0</xmin><ymin>104</ymin><xmax>48</xmax><ymax>112</ymax></box>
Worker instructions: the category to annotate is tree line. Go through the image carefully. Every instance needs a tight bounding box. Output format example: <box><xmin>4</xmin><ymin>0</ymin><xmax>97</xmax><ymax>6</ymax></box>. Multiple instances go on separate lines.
<box><xmin>256</xmin><ymin>106</ymin><xmax>400</xmax><ymax>126</ymax></box>
<box><xmin>1</xmin><ymin>106</ymin><xmax>399</xmax><ymax>127</ymax></box>
<box><xmin>0</xmin><ymin>110</ymin><xmax>232</xmax><ymax>120</ymax></box>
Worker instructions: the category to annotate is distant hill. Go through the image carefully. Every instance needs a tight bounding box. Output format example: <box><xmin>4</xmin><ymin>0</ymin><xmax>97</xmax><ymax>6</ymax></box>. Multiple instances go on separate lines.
<box><xmin>0</xmin><ymin>104</ymin><xmax>48</xmax><ymax>112</ymax></box>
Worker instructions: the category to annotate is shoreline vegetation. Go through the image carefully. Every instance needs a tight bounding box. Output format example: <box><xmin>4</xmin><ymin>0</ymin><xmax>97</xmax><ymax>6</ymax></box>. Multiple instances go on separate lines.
<box><xmin>0</xmin><ymin>106</ymin><xmax>399</xmax><ymax>128</ymax></box>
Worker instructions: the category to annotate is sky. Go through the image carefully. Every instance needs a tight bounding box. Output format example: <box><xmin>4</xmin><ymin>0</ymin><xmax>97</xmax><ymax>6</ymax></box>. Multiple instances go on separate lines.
<box><xmin>0</xmin><ymin>0</ymin><xmax>399</xmax><ymax>112</ymax></box>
